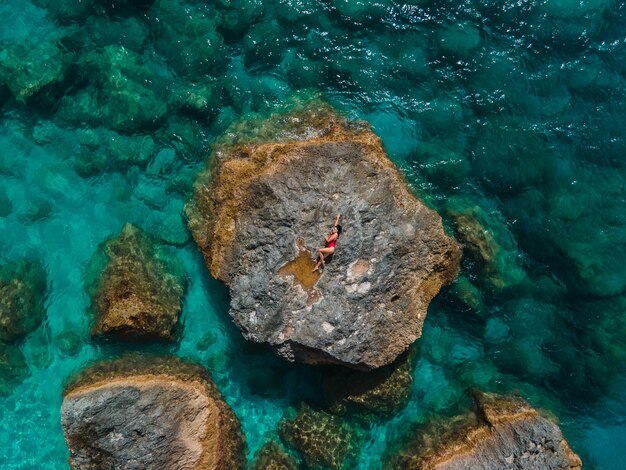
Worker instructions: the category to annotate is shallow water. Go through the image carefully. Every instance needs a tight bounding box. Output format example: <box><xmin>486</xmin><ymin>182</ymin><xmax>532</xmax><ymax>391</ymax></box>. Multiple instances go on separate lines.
<box><xmin>0</xmin><ymin>0</ymin><xmax>625</xmax><ymax>468</ymax></box>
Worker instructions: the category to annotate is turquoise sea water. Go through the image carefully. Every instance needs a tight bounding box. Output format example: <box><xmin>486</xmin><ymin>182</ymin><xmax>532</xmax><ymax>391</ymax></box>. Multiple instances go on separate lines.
<box><xmin>0</xmin><ymin>0</ymin><xmax>625</xmax><ymax>468</ymax></box>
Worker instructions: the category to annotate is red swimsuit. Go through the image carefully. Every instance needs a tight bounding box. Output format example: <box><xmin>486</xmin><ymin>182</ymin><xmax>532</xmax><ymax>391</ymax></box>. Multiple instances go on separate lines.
<box><xmin>327</xmin><ymin>237</ymin><xmax>337</xmax><ymax>248</ymax></box>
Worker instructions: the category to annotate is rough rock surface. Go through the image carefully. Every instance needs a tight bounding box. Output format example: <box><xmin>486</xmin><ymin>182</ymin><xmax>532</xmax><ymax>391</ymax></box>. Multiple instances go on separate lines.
<box><xmin>187</xmin><ymin>105</ymin><xmax>461</xmax><ymax>369</ymax></box>
<box><xmin>61</xmin><ymin>356</ymin><xmax>245</xmax><ymax>470</ymax></box>
<box><xmin>388</xmin><ymin>392</ymin><xmax>582</xmax><ymax>470</ymax></box>
<box><xmin>91</xmin><ymin>224</ymin><xmax>184</xmax><ymax>341</ymax></box>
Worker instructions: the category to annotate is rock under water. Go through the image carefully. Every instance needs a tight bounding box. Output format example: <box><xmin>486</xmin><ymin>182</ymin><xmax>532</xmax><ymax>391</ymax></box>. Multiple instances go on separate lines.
<box><xmin>279</xmin><ymin>402</ymin><xmax>361</xmax><ymax>470</ymax></box>
<box><xmin>323</xmin><ymin>350</ymin><xmax>414</xmax><ymax>417</ymax></box>
<box><xmin>186</xmin><ymin>104</ymin><xmax>461</xmax><ymax>369</ymax></box>
<box><xmin>60</xmin><ymin>356</ymin><xmax>246</xmax><ymax>470</ymax></box>
<box><xmin>0</xmin><ymin>258</ymin><xmax>47</xmax><ymax>343</ymax></box>
<box><xmin>251</xmin><ymin>440</ymin><xmax>300</xmax><ymax>470</ymax></box>
<box><xmin>387</xmin><ymin>392</ymin><xmax>582</xmax><ymax>470</ymax></box>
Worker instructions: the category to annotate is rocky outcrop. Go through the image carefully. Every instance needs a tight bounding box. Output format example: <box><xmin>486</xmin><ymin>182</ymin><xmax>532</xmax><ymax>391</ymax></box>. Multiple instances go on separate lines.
<box><xmin>279</xmin><ymin>402</ymin><xmax>361</xmax><ymax>470</ymax></box>
<box><xmin>61</xmin><ymin>356</ymin><xmax>246</xmax><ymax>470</ymax></box>
<box><xmin>91</xmin><ymin>224</ymin><xmax>184</xmax><ymax>341</ymax></box>
<box><xmin>387</xmin><ymin>392</ymin><xmax>582</xmax><ymax>470</ymax></box>
<box><xmin>186</xmin><ymin>103</ymin><xmax>461</xmax><ymax>369</ymax></box>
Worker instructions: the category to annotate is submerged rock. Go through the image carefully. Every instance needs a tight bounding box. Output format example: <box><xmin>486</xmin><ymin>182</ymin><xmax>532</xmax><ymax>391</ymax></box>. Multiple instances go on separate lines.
<box><xmin>448</xmin><ymin>275</ymin><xmax>485</xmax><ymax>315</ymax></box>
<box><xmin>251</xmin><ymin>440</ymin><xmax>300</xmax><ymax>470</ymax></box>
<box><xmin>387</xmin><ymin>392</ymin><xmax>582</xmax><ymax>470</ymax></box>
<box><xmin>0</xmin><ymin>188</ymin><xmax>13</xmax><ymax>217</ymax></box>
<box><xmin>91</xmin><ymin>224</ymin><xmax>184</xmax><ymax>341</ymax></box>
<box><xmin>0</xmin><ymin>259</ymin><xmax>47</xmax><ymax>343</ymax></box>
<box><xmin>323</xmin><ymin>351</ymin><xmax>414</xmax><ymax>417</ymax></box>
<box><xmin>279</xmin><ymin>402</ymin><xmax>361</xmax><ymax>470</ymax></box>
<box><xmin>81</xmin><ymin>46</ymin><xmax>166</xmax><ymax>132</ymax></box>
<box><xmin>187</xmin><ymin>104</ymin><xmax>461</xmax><ymax>369</ymax></box>
<box><xmin>149</xmin><ymin>0</ymin><xmax>226</xmax><ymax>80</ymax></box>
<box><xmin>31</xmin><ymin>0</ymin><xmax>93</xmax><ymax>24</ymax></box>
<box><xmin>74</xmin><ymin>127</ymin><xmax>157</xmax><ymax>176</ymax></box>
<box><xmin>0</xmin><ymin>342</ymin><xmax>29</xmax><ymax>396</ymax></box>
<box><xmin>445</xmin><ymin>195</ymin><xmax>525</xmax><ymax>289</ymax></box>
<box><xmin>0</xmin><ymin>41</ymin><xmax>70</xmax><ymax>103</ymax></box>
<box><xmin>61</xmin><ymin>356</ymin><xmax>246</xmax><ymax>470</ymax></box>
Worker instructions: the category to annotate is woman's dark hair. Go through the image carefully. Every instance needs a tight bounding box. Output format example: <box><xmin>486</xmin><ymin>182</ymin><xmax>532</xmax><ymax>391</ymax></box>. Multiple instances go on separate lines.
<box><xmin>336</xmin><ymin>225</ymin><xmax>343</xmax><ymax>236</ymax></box>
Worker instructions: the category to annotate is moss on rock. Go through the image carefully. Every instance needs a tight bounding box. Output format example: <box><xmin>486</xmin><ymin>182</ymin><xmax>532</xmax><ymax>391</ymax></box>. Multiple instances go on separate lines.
<box><xmin>149</xmin><ymin>0</ymin><xmax>226</xmax><ymax>80</ymax></box>
<box><xmin>73</xmin><ymin>127</ymin><xmax>157</xmax><ymax>176</ymax></box>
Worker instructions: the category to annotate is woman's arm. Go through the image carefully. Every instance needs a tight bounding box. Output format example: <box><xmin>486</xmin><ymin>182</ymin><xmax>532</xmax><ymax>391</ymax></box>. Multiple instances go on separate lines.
<box><xmin>334</xmin><ymin>214</ymin><xmax>341</xmax><ymax>227</ymax></box>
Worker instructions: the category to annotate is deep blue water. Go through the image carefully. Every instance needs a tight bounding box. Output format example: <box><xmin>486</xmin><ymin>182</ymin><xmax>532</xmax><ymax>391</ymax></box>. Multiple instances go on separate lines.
<box><xmin>0</xmin><ymin>0</ymin><xmax>625</xmax><ymax>468</ymax></box>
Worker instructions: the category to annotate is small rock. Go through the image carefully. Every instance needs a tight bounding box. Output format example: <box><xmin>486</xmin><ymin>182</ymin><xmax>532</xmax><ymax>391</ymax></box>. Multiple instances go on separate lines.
<box><xmin>90</xmin><ymin>224</ymin><xmax>185</xmax><ymax>341</ymax></box>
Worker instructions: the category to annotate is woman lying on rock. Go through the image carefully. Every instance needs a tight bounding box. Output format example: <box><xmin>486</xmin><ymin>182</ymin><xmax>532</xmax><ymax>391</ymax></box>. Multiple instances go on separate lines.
<box><xmin>313</xmin><ymin>214</ymin><xmax>342</xmax><ymax>272</ymax></box>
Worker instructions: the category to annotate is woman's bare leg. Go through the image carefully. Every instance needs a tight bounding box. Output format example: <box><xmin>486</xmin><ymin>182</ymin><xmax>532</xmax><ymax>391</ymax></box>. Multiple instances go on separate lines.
<box><xmin>313</xmin><ymin>247</ymin><xmax>335</xmax><ymax>272</ymax></box>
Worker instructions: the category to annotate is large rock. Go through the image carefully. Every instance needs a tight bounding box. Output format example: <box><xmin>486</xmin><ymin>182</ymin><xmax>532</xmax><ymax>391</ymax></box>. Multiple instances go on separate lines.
<box><xmin>91</xmin><ymin>224</ymin><xmax>184</xmax><ymax>341</ymax></box>
<box><xmin>61</xmin><ymin>356</ymin><xmax>246</xmax><ymax>470</ymax></box>
<box><xmin>186</xmin><ymin>104</ymin><xmax>461</xmax><ymax>369</ymax></box>
<box><xmin>387</xmin><ymin>392</ymin><xmax>582</xmax><ymax>470</ymax></box>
